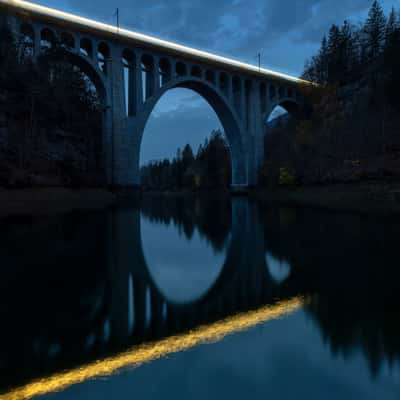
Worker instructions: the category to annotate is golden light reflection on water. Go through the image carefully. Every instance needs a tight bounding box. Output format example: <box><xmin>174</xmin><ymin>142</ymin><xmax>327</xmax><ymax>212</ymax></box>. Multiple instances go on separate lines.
<box><xmin>1</xmin><ymin>296</ymin><xmax>306</xmax><ymax>400</ymax></box>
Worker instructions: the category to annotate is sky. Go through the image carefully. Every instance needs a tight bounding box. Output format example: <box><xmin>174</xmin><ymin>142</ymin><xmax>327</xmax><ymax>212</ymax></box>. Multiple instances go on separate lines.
<box><xmin>33</xmin><ymin>0</ymin><xmax>397</xmax><ymax>163</ymax></box>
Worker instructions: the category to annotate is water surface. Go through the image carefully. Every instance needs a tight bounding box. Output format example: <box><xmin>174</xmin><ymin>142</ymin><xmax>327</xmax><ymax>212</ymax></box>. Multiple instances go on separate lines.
<box><xmin>0</xmin><ymin>195</ymin><xmax>399</xmax><ymax>399</ymax></box>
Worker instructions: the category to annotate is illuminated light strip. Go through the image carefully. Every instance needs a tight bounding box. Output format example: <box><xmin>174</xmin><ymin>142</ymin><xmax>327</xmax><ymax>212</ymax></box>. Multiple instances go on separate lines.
<box><xmin>0</xmin><ymin>0</ymin><xmax>312</xmax><ymax>85</ymax></box>
<box><xmin>0</xmin><ymin>296</ymin><xmax>306</xmax><ymax>400</ymax></box>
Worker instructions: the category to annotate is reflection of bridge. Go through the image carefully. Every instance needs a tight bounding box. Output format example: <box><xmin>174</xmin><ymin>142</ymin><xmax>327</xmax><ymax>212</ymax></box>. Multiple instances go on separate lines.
<box><xmin>0</xmin><ymin>199</ymin><xmax>301</xmax><ymax>398</ymax></box>
<box><xmin>0</xmin><ymin>0</ymin><xmax>310</xmax><ymax>188</ymax></box>
<box><xmin>107</xmin><ymin>199</ymin><xmax>292</xmax><ymax>344</ymax></box>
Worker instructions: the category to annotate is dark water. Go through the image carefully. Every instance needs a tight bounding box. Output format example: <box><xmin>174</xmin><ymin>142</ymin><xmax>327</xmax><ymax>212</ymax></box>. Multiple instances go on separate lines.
<box><xmin>0</xmin><ymin>195</ymin><xmax>400</xmax><ymax>400</ymax></box>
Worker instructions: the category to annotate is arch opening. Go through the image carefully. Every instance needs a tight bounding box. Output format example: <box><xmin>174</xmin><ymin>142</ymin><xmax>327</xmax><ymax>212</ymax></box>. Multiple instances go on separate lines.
<box><xmin>206</xmin><ymin>70</ymin><xmax>215</xmax><ymax>84</ymax></box>
<box><xmin>262</xmin><ymin>98</ymin><xmax>305</xmax><ymax>186</ymax></box>
<box><xmin>20</xmin><ymin>22</ymin><xmax>34</xmax><ymax>58</ymax></box>
<box><xmin>139</xmin><ymin>83</ymin><xmax>245</xmax><ymax>189</ymax></box>
<box><xmin>60</xmin><ymin>32</ymin><xmax>74</xmax><ymax>49</ymax></box>
<box><xmin>41</xmin><ymin>28</ymin><xmax>56</xmax><ymax>50</ymax></box>
<box><xmin>141</xmin><ymin>54</ymin><xmax>155</xmax><ymax>102</ymax></box>
<box><xmin>191</xmin><ymin>65</ymin><xmax>202</xmax><ymax>78</ymax></box>
<box><xmin>80</xmin><ymin>38</ymin><xmax>92</xmax><ymax>58</ymax></box>
<box><xmin>28</xmin><ymin>45</ymin><xmax>107</xmax><ymax>185</ymax></box>
<box><xmin>123</xmin><ymin>48</ymin><xmax>136</xmax><ymax>116</ymax></box>
<box><xmin>97</xmin><ymin>42</ymin><xmax>109</xmax><ymax>75</ymax></box>
<box><xmin>175</xmin><ymin>62</ymin><xmax>187</xmax><ymax>77</ymax></box>
<box><xmin>219</xmin><ymin>73</ymin><xmax>228</xmax><ymax>96</ymax></box>
<box><xmin>159</xmin><ymin>58</ymin><xmax>171</xmax><ymax>87</ymax></box>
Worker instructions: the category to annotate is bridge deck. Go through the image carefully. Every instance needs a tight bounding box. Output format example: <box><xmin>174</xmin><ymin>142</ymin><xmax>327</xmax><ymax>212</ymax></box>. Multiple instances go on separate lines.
<box><xmin>0</xmin><ymin>0</ymin><xmax>308</xmax><ymax>84</ymax></box>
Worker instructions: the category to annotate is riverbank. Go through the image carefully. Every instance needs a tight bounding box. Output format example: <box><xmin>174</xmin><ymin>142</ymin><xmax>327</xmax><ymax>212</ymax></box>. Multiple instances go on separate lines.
<box><xmin>1</xmin><ymin>181</ymin><xmax>400</xmax><ymax>218</ymax></box>
<box><xmin>0</xmin><ymin>188</ymin><xmax>116</xmax><ymax>218</ymax></box>
<box><xmin>251</xmin><ymin>181</ymin><xmax>400</xmax><ymax>215</ymax></box>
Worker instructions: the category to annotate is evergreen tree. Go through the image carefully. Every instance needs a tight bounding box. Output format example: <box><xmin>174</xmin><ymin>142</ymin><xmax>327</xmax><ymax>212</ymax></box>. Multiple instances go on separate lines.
<box><xmin>363</xmin><ymin>1</ymin><xmax>386</xmax><ymax>61</ymax></box>
<box><xmin>327</xmin><ymin>24</ymin><xmax>342</xmax><ymax>83</ymax></box>
<box><xmin>340</xmin><ymin>20</ymin><xmax>358</xmax><ymax>81</ymax></box>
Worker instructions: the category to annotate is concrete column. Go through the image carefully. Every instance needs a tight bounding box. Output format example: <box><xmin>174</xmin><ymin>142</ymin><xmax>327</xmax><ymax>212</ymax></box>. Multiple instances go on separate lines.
<box><xmin>152</xmin><ymin>56</ymin><xmax>160</xmax><ymax>96</ymax></box>
<box><xmin>128</xmin><ymin>66</ymin><xmax>136</xmax><ymax>116</ymax></box>
<box><xmin>239</xmin><ymin>78</ymin><xmax>246</xmax><ymax>122</ymax></box>
<box><xmin>226</xmin><ymin>74</ymin><xmax>233</xmax><ymax>103</ymax></box>
<box><xmin>247</xmin><ymin>82</ymin><xmax>264</xmax><ymax>186</ymax></box>
<box><xmin>107</xmin><ymin>48</ymin><xmax>138</xmax><ymax>186</ymax></box>
<box><xmin>135</xmin><ymin>55</ymin><xmax>143</xmax><ymax>112</ymax></box>
<box><xmin>73</xmin><ymin>33</ymin><xmax>80</xmax><ymax>53</ymax></box>
<box><xmin>33</xmin><ymin>26</ymin><xmax>41</xmax><ymax>56</ymax></box>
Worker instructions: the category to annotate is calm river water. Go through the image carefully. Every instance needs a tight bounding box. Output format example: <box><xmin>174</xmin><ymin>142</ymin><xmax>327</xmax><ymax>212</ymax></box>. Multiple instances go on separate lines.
<box><xmin>0</xmin><ymin>195</ymin><xmax>399</xmax><ymax>400</ymax></box>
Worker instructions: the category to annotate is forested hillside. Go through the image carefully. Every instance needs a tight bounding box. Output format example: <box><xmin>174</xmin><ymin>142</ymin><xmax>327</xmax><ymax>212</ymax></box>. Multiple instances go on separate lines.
<box><xmin>261</xmin><ymin>1</ymin><xmax>400</xmax><ymax>186</ymax></box>
<box><xmin>140</xmin><ymin>130</ymin><xmax>231</xmax><ymax>190</ymax></box>
<box><xmin>0</xmin><ymin>25</ymin><xmax>104</xmax><ymax>188</ymax></box>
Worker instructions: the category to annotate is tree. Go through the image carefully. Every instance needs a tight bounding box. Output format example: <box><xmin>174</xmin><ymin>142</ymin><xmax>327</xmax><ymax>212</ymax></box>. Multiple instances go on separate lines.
<box><xmin>327</xmin><ymin>24</ymin><xmax>342</xmax><ymax>83</ymax></box>
<box><xmin>363</xmin><ymin>1</ymin><xmax>386</xmax><ymax>62</ymax></box>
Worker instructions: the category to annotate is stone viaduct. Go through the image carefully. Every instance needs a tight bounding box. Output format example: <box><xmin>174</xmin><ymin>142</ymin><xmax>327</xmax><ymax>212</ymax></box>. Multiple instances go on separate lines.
<box><xmin>0</xmin><ymin>0</ymin><xmax>310</xmax><ymax>189</ymax></box>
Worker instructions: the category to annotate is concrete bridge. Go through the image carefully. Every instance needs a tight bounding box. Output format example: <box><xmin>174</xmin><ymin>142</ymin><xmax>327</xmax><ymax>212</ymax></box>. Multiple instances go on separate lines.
<box><xmin>0</xmin><ymin>0</ymin><xmax>310</xmax><ymax>189</ymax></box>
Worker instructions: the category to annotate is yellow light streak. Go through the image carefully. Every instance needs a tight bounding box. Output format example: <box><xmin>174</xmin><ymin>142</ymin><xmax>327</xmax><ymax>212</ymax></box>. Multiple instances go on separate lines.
<box><xmin>0</xmin><ymin>296</ymin><xmax>306</xmax><ymax>400</ymax></box>
<box><xmin>0</xmin><ymin>0</ymin><xmax>312</xmax><ymax>85</ymax></box>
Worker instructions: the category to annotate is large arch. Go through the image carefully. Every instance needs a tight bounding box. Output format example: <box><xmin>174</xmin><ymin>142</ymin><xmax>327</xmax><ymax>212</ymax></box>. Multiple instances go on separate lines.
<box><xmin>134</xmin><ymin>77</ymin><xmax>247</xmax><ymax>186</ymax></box>
<box><xmin>38</xmin><ymin>45</ymin><xmax>108</xmax><ymax>106</ymax></box>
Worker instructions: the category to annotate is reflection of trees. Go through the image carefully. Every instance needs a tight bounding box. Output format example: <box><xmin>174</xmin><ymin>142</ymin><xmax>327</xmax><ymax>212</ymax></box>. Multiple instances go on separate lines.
<box><xmin>140</xmin><ymin>194</ymin><xmax>232</xmax><ymax>252</ymax></box>
<box><xmin>0</xmin><ymin>211</ymin><xmax>109</xmax><ymax>389</ymax></box>
<box><xmin>260</xmin><ymin>204</ymin><xmax>400</xmax><ymax>376</ymax></box>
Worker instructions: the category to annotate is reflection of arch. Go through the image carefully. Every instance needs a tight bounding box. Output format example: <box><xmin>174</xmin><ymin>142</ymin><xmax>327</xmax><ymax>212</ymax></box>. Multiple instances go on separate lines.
<box><xmin>141</xmin><ymin>215</ymin><xmax>229</xmax><ymax>304</ymax></box>
<box><xmin>138</xmin><ymin>199</ymin><xmax>253</xmax><ymax>306</ymax></box>
<box><xmin>137</xmin><ymin>78</ymin><xmax>247</xmax><ymax>185</ymax></box>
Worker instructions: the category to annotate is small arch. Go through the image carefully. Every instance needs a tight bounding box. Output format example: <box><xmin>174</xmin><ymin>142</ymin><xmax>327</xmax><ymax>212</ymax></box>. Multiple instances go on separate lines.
<box><xmin>41</xmin><ymin>28</ymin><xmax>56</xmax><ymax>50</ymax></box>
<box><xmin>141</xmin><ymin>54</ymin><xmax>155</xmax><ymax>101</ymax></box>
<box><xmin>20</xmin><ymin>22</ymin><xmax>35</xmax><ymax>57</ymax></box>
<box><xmin>97</xmin><ymin>42</ymin><xmax>110</xmax><ymax>74</ymax></box>
<box><xmin>219</xmin><ymin>73</ymin><xmax>228</xmax><ymax>96</ymax></box>
<box><xmin>60</xmin><ymin>32</ymin><xmax>74</xmax><ymax>49</ymax></box>
<box><xmin>176</xmin><ymin>61</ymin><xmax>187</xmax><ymax>77</ymax></box>
<box><xmin>123</xmin><ymin>49</ymin><xmax>136</xmax><ymax>116</ymax></box>
<box><xmin>191</xmin><ymin>65</ymin><xmax>202</xmax><ymax>78</ymax></box>
<box><xmin>159</xmin><ymin>58</ymin><xmax>171</xmax><ymax>86</ymax></box>
<box><xmin>206</xmin><ymin>70</ymin><xmax>215</xmax><ymax>84</ymax></box>
<box><xmin>278</xmin><ymin>87</ymin><xmax>284</xmax><ymax>98</ymax></box>
<box><xmin>80</xmin><ymin>38</ymin><xmax>93</xmax><ymax>58</ymax></box>
<box><xmin>269</xmin><ymin>85</ymin><xmax>276</xmax><ymax>100</ymax></box>
<box><xmin>287</xmin><ymin>88</ymin><xmax>294</xmax><ymax>98</ymax></box>
<box><xmin>122</xmin><ymin>48</ymin><xmax>135</xmax><ymax>67</ymax></box>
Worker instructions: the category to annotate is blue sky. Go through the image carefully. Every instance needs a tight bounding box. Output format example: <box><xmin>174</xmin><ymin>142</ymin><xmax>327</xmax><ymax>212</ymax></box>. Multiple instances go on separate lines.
<box><xmin>33</xmin><ymin>0</ymin><xmax>397</xmax><ymax>163</ymax></box>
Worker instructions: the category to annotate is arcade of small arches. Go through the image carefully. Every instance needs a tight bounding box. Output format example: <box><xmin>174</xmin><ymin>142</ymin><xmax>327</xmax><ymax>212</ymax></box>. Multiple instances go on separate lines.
<box><xmin>10</xmin><ymin>15</ymin><xmax>306</xmax><ymax>188</ymax></box>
